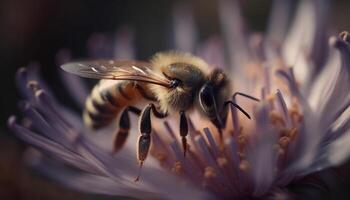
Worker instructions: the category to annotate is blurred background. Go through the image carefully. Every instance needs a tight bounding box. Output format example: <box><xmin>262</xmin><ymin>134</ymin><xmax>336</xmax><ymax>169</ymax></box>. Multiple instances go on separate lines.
<box><xmin>0</xmin><ymin>0</ymin><xmax>350</xmax><ymax>199</ymax></box>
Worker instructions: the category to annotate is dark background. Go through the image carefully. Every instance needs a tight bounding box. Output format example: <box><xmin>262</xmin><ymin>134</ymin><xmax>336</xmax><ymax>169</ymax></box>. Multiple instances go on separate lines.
<box><xmin>0</xmin><ymin>0</ymin><xmax>350</xmax><ymax>199</ymax></box>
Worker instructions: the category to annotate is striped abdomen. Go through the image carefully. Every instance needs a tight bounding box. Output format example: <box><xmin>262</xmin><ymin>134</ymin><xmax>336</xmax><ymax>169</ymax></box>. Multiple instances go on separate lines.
<box><xmin>83</xmin><ymin>80</ymin><xmax>155</xmax><ymax>129</ymax></box>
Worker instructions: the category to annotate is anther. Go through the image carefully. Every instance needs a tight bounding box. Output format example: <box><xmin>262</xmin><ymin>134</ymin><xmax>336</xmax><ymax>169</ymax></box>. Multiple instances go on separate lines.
<box><xmin>204</xmin><ymin>166</ymin><xmax>217</xmax><ymax>179</ymax></box>
<box><xmin>172</xmin><ymin>161</ymin><xmax>183</xmax><ymax>175</ymax></box>
<box><xmin>269</xmin><ymin>111</ymin><xmax>285</xmax><ymax>126</ymax></box>
<box><xmin>217</xmin><ymin>157</ymin><xmax>228</xmax><ymax>167</ymax></box>
<box><xmin>239</xmin><ymin>160</ymin><xmax>250</xmax><ymax>172</ymax></box>
<box><xmin>339</xmin><ymin>31</ymin><xmax>350</xmax><ymax>43</ymax></box>
<box><xmin>27</xmin><ymin>81</ymin><xmax>40</xmax><ymax>92</ymax></box>
<box><xmin>287</xmin><ymin>128</ymin><xmax>298</xmax><ymax>140</ymax></box>
<box><xmin>154</xmin><ymin>152</ymin><xmax>167</xmax><ymax>166</ymax></box>
<box><xmin>278</xmin><ymin>136</ymin><xmax>290</xmax><ymax>148</ymax></box>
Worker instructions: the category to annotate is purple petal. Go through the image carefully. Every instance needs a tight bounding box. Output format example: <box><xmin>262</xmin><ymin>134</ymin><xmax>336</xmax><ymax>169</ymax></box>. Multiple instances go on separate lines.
<box><xmin>172</xmin><ymin>4</ymin><xmax>198</xmax><ymax>53</ymax></box>
<box><xmin>218</xmin><ymin>0</ymin><xmax>250</xmax><ymax>74</ymax></box>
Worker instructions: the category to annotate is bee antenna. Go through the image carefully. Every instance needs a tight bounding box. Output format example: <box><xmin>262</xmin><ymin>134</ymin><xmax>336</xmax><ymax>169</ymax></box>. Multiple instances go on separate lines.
<box><xmin>134</xmin><ymin>161</ymin><xmax>144</xmax><ymax>182</ymax></box>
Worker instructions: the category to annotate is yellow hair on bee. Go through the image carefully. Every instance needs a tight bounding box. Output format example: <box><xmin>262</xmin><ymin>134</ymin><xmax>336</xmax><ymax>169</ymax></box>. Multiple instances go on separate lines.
<box><xmin>151</xmin><ymin>51</ymin><xmax>211</xmax><ymax>75</ymax></box>
<box><xmin>149</xmin><ymin>51</ymin><xmax>210</xmax><ymax>114</ymax></box>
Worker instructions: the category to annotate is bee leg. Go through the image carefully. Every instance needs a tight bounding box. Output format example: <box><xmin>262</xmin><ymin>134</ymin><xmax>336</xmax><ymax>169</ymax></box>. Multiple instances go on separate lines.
<box><xmin>135</xmin><ymin>103</ymin><xmax>167</xmax><ymax>182</ymax></box>
<box><xmin>113</xmin><ymin>106</ymin><xmax>141</xmax><ymax>154</ymax></box>
<box><xmin>179</xmin><ymin>111</ymin><xmax>188</xmax><ymax>158</ymax></box>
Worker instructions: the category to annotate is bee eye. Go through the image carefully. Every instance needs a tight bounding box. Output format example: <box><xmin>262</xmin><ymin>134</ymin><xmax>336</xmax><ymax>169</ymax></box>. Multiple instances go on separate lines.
<box><xmin>199</xmin><ymin>85</ymin><xmax>214</xmax><ymax>109</ymax></box>
<box><xmin>170</xmin><ymin>78</ymin><xmax>181</xmax><ymax>88</ymax></box>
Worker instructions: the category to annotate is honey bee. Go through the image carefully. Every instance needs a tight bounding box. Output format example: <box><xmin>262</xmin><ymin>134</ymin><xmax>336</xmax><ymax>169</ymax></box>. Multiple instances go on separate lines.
<box><xmin>61</xmin><ymin>51</ymin><xmax>258</xmax><ymax>180</ymax></box>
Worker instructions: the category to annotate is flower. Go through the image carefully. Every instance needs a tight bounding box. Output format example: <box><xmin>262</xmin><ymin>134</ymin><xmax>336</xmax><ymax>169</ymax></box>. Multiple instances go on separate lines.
<box><xmin>8</xmin><ymin>0</ymin><xmax>350</xmax><ymax>199</ymax></box>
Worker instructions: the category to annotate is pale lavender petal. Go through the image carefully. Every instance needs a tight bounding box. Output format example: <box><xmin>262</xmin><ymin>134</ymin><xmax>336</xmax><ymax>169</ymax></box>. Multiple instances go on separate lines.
<box><xmin>172</xmin><ymin>4</ymin><xmax>198</xmax><ymax>53</ymax></box>
<box><xmin>282</xmin><ymin>0</ymin><xmax>330</xmax><ymax>85</ymax></box>
<box><xmin>248</xmin><ymin>105</ymin><xmax>278</xmax><ymax>196</ymax></box>
<box><xmin>327</xmin><ymin>129</ymin><xmax>350</xmax><ymax>166</ymax></box>
<box><xmin>266</xmin><ymin>0</ymin><xmax>293</xmax><ymax>46</ymax></box>
<box><xmin>275</xmin><ymin>68</ymin><xmax>322</xmax><ymax>173</ymax></box>
<box><xmin>218</xmin><ymin>0</ymin><xmax>250</xmax><ymax>74</ymax></box>
<box><xmin>113</xmin><ymin>26</ymin><xmax>135</xmax><ymax>59</ymax></box>
<box><xmin>197</xmin><ymin>36</ymin><xmax>226</xmax><ymax>68</ymax></box>
<box><xmin>308</xmin><ymin>36</ymin><xmax>349</xmax><ymax>131</ymax></box>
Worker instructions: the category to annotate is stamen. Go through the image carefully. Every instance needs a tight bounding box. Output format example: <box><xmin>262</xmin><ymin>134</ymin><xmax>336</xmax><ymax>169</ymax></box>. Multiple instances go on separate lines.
<box><xmin>287</xmin><ymin>128</ymin><xmax>298</xmax><ymax>140</ymax></box>
<box><xmin>203</xmin><ymin>128</ymin><xmax>221</xmax><ymax>157</ymax></box>
<box><xmin>154</xmin><ymin>152</ymin><xmax>168</xmax><ymax>167</ymax></box>
<box><xmin>228</xmin><ymin>138</ymin><xmax>240</xmax><ymax>169</ymax></box>
<box><xmin>237</xmin><ymin>134</ymin><xmax>246</xmax><ymax>147</ymax></box>
<box><xmin>289</xmin><ymin>108</ymin><xmax>304</xmax><ymax>125</ymax></box>
<box><xmin>172</xmin><ymin>161</ymin><xmax>183</xmax><ymax>175</ymax></box>
<box><xmin>275</xmin><ymin>89</ymin><xmax>292</xmax><ymax>128</ymax></box>
<box><xmin>27</xmin><ymin>81</ymin><xmax>40</xmax><ymax>92</ymax></box>
<box><xmin>195</xmin><ymin>135</ymin><xmax>234</xmax><ymax>191</ymax></box>
<box><xmin>264</xmin><ymin>66</ymin><xmax>271</xmax><ymax>95</ymax></box>
<box><xmin>230</xmin><ymin>100</ymin><xmax>239</xmax><ymax>134</ymax></box>
<box><xmin>269</xmin><ymin>111</ymin><xmax>285</xmax><ymax>126</ymax></box>
<box><xmin>170</xmin><ymin>141</ymin><xmax>199</xmax><ymax>182</ymax></box>
<box><xmin>276</xmin><ymin>69</ymin><xmax>301</xmax><ymax>99</ymax></box>
<box><xmin>204</xmin><ymin>166</ymin><xmax>217</xmax><ymax>179</ymax></box>
<box><xmin>217</xmin><ymin>157</ymin><xmax>228</xmax><ymax>168</ymax></box>
<box><xmin>278</xmin><ymin>136</ymin><xmax>290</xmax><ymax>148</ymax></box>
<box><xmin>164</xmin><ymin>121</ymin><xmax>177</xmax><ymax>140</ymax></box>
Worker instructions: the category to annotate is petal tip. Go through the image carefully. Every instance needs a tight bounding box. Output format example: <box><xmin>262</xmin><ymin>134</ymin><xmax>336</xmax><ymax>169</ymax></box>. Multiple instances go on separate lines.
<box><xmin>7</xmin><ymin>115</ymin><xmax>17</xmax><ymax>128</ymax></box>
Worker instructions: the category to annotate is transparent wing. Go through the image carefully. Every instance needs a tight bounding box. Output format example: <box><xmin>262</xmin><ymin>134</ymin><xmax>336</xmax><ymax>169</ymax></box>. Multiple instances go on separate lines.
<box><xmin>61</xmin><ymin>59</ymin><xmax>172</xmax><ymax>88</ymax></box>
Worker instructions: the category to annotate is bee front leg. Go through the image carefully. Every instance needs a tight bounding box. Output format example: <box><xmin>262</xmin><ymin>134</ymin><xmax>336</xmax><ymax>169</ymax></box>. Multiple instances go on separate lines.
<box><xmin>135</xmin><ymin>103</ymin><xmax>167</xmax><ymax>182</ymax></box>
<box><xmin>113</xmin><ymin>106</ymin><xmax>141</xmax><ymax>154</ymax></box>
<box><xmin>179</xmin><ymin>111</ymin><xmax>188</xmax><ymax>158</ymax></box>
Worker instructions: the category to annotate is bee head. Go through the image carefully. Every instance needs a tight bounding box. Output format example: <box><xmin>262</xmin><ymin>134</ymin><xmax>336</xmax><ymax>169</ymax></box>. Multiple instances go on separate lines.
<box><xmin>163</xmin><ymin>63</ymin><xmax>206</xmax><ymax>90</ymax></box>
<box><xmin>199</xmin><ymin>69</ymin><xmax>230</xmax><ymax>123</ymax></box>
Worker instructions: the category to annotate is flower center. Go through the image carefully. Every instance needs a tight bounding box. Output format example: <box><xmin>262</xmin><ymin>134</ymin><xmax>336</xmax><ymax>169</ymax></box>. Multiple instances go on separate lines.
<box><xmin>149</xmin><ymin>64</ymin><xmax>304</xmax><ymax>199</ymax></box>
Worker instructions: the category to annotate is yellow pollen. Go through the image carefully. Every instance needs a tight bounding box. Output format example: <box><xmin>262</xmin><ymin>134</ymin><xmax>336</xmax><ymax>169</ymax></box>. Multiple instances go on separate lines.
<box><xmin>278</xmin><ymin>136</ymin><xmax>290</xmax><ymax>148</ymax></box>
<box><xmin>288</xmin><ymin>128</ymin><xmax>298</xmax><ymax>140</ymax></box>
<box><xmin>204</xmin><ymin>166</ymin><xmax>217</xmax><ymax>179</ymax></box>
<box><xmin>238</xmin><ymin>134</ymin><xmax>246</xmax><ymax>146</ymax></box>
<box><xmin>239</xmin><ymin>160</ymin><xmax>250</xmax><ymax>172</ymax></box>
<box><xmin>266</xmin><ymin>94</ymin><xmax>276</xmax><ymax>102</ymax></box>
<box><xmin>217</xmin><ymin>157</ymin><xmax>228</xmax><ymax>167</ymax></box>
<box><xmin>289</xmin><ymin>108</ymin><xmax>304</xmax><ymax>124</ymax></box>
<box><xmin>291</xmin><ymin>96</ymin><xmax>300</xmax><ymax>109</ymax></box>
<box><xmin>238</xmin><ymin>152</ymin><xmax>245</xmax><ymax>159</ymax></box>
<box><xmin>27</xmin><ymin>81</ymin><xmax>40</xmax><ymax>91</ymax></box>
<box><xmin>269</xmin><ymin>111</ymin><xmax>285</xmax><ymax>126</ymax></box>
<box><xmin>154</xmin><ymin>152</ymin><xmax>167</xmax><ymax>166</ymax></box>
<box><xmin>172</xmin><ymin>161</ymin><xmax>182</xmax><ymax>175</ymax></box>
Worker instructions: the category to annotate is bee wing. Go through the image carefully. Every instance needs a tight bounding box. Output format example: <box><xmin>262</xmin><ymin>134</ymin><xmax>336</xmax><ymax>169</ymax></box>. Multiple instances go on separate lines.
<box><xmin>61</xmin><ymin>59</ymin><xmax>172</xmax><ymax>88</ymax></box>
